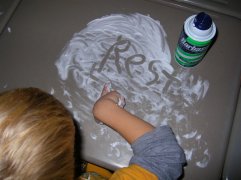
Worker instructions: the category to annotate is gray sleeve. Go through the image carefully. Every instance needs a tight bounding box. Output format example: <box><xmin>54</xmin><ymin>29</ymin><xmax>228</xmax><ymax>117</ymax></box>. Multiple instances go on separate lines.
<box><xmin>129</xmin><ymin>125</ymin><xmax>186</xmax><ymax>180</ymax></box>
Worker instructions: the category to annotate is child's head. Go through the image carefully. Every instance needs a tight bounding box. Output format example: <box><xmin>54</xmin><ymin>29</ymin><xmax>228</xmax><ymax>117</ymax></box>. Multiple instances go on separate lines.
<box><xmin>0</xmin><ymin>88</ymin><xmax>75</xmax><ymax>179</ymax></box>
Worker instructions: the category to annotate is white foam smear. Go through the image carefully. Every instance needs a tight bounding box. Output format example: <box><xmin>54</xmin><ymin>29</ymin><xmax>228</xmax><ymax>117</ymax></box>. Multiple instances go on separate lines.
<box><xmin>3</xmin><ymin>84</ymin><xmax>8</xmax><ymax>89</ymax></box>
<box><xmin>7</xmin><ymin>27</ymin><xmax>11</xmax><ymax>33</ymax></box>
<box><xmin>196</xmin><ymin>149</ymin><xmax>211</xmax><ymax>168</ymax></box>
<box><xmin>55</xmin><ymin>13</ymin><xmax>210</xmax><ymax>168</ymax></box>
<box><xmin>50</xmin><ymin>88</ymin><xmax>55</xmax><ymax>95</ymax></box>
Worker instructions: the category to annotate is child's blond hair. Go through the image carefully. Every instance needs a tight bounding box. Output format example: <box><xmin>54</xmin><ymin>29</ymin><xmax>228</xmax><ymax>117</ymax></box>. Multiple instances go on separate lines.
<box><xmin>0</xmin><ymin>88</ymin><xmax>75</xmax><ymax>179</ymax></box>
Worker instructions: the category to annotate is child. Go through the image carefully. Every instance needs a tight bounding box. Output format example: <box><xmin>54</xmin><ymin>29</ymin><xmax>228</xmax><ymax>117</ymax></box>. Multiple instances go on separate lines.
<box><xmin>0</xmin><ymin>87</ymin><xmax>186</xmax><ymax>179</ymax></box>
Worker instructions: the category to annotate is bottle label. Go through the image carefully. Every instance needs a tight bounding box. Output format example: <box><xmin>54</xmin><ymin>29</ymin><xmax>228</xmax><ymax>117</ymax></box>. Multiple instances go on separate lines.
<box><xmin>175</xmin><ymin>29</ymin><xmax>212</xmax><ymax>67</ymax></box>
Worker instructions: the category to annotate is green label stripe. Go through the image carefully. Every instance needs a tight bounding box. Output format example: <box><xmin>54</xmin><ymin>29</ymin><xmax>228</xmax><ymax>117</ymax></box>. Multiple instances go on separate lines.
<box><xmin>186</xmin><ymin>37</ymin><xmax>211</xmax><ymax>46</ymax></box>
<box><xmin>176</xmin><ymin>48</ymin><xmax>203</xmax><ymax>62</ymax></box>
<box><xmin>176</xmin><ymin>52</ymin><xmax>203</xmax><ymax>63</ymax></box>
<box><xmin>175</xmin><ymin>55</ymin><xmax>197</xmax><ymax>67</ymax></box>
<box><xmin>175</xmin><ymin>54</ymin><xmax>199</xmax><ymax>67</ymax></box>
<box><xmin>177</xmin><ymin>46</ymin><xmax>204</xmax><ymax>59</ymax></box>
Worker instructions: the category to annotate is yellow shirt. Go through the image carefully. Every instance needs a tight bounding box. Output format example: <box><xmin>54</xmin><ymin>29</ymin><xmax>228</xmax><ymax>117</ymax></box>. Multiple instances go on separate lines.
<box><xmin>110</xmin><ymin>164</ymin><xmax>158</xmax><ymax>180</ymax></box>
<box><xmin>79</xmin><ymin>164</ymin><xmax>157</xmax><ymax>180</ymax></box>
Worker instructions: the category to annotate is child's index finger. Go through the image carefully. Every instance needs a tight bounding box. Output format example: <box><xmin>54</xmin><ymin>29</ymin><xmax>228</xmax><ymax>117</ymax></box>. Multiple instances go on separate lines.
<box><xmin>101</xmin><ymin>82</ymin><xmax>112</xmax><ymax>96</ymax></box>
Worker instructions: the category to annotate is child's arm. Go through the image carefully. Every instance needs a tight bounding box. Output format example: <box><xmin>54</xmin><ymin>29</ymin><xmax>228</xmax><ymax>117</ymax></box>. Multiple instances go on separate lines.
<box><xmin>92</xmin><ymin>90</ymin><xmax>154</xmax><ymax>144</ymax></box>
<box><xmin>92</xmin><ymin>86</ymin><xmax>186</xmax><ymax>179</ymax></box>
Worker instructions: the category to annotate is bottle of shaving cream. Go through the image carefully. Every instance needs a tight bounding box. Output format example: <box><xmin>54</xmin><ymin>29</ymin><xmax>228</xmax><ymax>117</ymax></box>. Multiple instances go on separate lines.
<box><xmin>175</xmin><ymin>12</ymin><xmax>217</xmax><ymax>67</ymax></box>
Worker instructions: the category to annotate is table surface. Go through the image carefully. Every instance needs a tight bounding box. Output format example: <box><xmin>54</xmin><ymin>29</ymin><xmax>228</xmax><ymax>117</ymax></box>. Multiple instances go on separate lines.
<box><xmin>0</xmin><ymin>0</ymin><xmax>241</xmax><ymax>179</ymax></box>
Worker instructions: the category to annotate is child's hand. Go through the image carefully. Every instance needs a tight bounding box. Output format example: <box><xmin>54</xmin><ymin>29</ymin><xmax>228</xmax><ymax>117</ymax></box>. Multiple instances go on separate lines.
<box><xmin>93</xmin><ymin>84</ymin><xmax>125</xmax><ymax>124</ymax></box>
<box><xmin>98</xmin><ymin>90</ymin><xmax>123</xmax><ymax>106</ymax></box>
<box><xmin>101</xmin><ymin>82</ymin><xmax>126</xmax><ymax>108</ymax></box>
<box><xmin>92</xmin><ymin>83</ymin><xmax>154</xmax><ymax>144</ymax></box>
